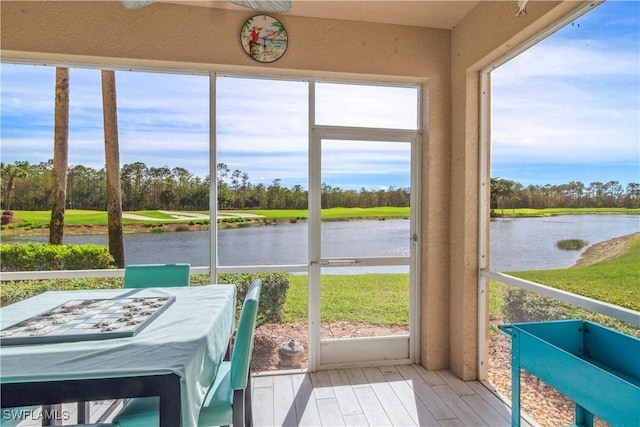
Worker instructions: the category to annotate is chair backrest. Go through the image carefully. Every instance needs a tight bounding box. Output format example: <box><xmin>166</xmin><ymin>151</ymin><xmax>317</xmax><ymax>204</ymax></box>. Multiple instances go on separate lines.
<box><xmin>123</xmin><ymin>263</ymin><xmax>191</xmax><ymax>288</ymax></box>
<box><xmin>230</xmin><ymin>279</ymin><xmax>262</xmax><ymax>390</ymax></box>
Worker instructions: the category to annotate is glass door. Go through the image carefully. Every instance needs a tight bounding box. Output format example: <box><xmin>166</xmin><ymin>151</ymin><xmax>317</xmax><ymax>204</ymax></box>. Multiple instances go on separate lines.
<box><xmin>309</xmin><ymin>131</ymin><xmax>419</xmax><ymax>369</ymax></box>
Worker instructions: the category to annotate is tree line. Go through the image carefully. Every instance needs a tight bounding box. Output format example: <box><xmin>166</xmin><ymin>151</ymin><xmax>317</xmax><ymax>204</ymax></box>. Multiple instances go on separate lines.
<box><xmin>1</xmin><ymin>160</ymin><xmax>411</xmax><ymax>212</ymax></box>
<box><xmin>216</xmin><ymin>163</ymin><xmax>410</xmax><ymax>210</ymax></box>
<box><xmin>491</xmin><ymin>177</ymin><xmax>640</xmax><ymax>211</ymax></box>
<box><xmin>3</xmin><ymin>161</ymin><xmax>638</xmax><ymax>213</ymax></box>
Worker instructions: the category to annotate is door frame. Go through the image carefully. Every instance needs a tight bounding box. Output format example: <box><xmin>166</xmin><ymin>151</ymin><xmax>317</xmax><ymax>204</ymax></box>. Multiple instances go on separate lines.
<box><xmin>308</xmin><ymin>123</ymin><xmax>421</xmax><ymax>371</ymax></box>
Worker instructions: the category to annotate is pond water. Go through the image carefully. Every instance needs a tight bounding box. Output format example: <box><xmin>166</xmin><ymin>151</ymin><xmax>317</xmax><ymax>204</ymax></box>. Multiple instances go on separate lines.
<box><xmin>490</xmin><ymin>214</ymin><xmax>639</xmax><ymax>270</ymax></box>
<box><xmin>4</xmin><ymin>215</ymin><xmax>639</xmax><ymax>272</ymax></box>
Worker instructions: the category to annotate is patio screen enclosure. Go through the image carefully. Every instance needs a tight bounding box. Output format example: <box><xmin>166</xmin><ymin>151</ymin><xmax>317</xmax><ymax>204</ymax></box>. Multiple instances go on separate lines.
<box><xmin>215</xmin><ymin>76</ymin><xmax>421</xmax><ymax>370</ymax></box>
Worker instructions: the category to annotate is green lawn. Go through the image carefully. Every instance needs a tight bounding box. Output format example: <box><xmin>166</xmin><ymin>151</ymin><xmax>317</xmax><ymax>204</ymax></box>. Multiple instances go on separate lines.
<box><xmin>223</xmin><ymin>207</ymin><xmax>410</xmax><ymax>220</ymax></box>
<box><xmin>5</xmin><ymin>207</ymin><xmax>411</xmax><ymax>228</ymax></box>
<box><xmin>498</xmin><ymin>207</ymin><xmax>640</xmax><ymax>217</ymax></box>
<box><xmin>285</xmin><ymin>236</ymin><xmax>640</xmax><ymax>325</ymax></box>
<box><xmin>8</xmin><ymin>210</ymin><xmax>110</xmax><ymax>226</ymax></box>
<box><xmin>4</xmin><ymin>207</ymin><xmax>636</xmax><ymax>228</ymax></box>
<box><xmin>282</xmin><ymin>274</ymin><xmax>410</xmax><ymax>324</ymax></box>
<box><xmin>505</xmin><ymin>236</ymin><xmax>640</xmax><ymax>311</ymax></box>
<box><xmin>4</xmin><ymin>210</ymin><xmax>180</xmax><ymax>226</ymax></box>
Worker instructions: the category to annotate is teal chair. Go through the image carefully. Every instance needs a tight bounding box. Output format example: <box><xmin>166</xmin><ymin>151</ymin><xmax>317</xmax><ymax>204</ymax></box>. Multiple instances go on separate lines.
<box><xmin>74</xmin><ymin>264</ymin><xmax>190</xmax><ymax>424</ymax></box>
<box><xmin>113</xmin><ymin>279</ymin><xmax>262</xmax><ymax>427</ymax></box>
<box><xmin>123</xmin><ymin>263</ymin><xmax>191</xmax><ymax>288</ymax></box>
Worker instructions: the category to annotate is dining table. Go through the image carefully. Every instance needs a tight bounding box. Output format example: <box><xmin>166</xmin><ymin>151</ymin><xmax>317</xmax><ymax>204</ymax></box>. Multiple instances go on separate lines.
<box><xmin>0</xmin><ymin>284</ymin><xmax>237</xmax><ymax>427</ymax></box>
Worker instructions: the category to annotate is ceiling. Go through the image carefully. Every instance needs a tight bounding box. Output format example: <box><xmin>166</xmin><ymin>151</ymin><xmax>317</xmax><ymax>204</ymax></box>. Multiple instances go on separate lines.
<box><xmin>162</xmin><ymin>1</ymin><xmax>481</xmax><ymax>30</ymax></box>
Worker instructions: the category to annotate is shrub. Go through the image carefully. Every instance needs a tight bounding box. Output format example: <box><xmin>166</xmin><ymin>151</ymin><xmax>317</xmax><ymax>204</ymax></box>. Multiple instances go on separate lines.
<box><xmin>0</xmin><ymin>270</ymin><xmax>290</xmax><ymax>326</ymax></box>
<box><xmin>502</xmin><ymin>287</ymin><xmax>571</xmax><ymax>323</ymax></box>
<box><xmin>500</xmin><ymin>286</ymin><xmax>640</xmax><ymax>338</ymax></box>
<box><xmin>2</xmin><ymin>220</ymin><xmax>26</xmax><ymax>230</ymax></box>
<box><xmin>1</xmin><ymin>210</ymin><xmax>14</xmax><ymax>225</ymax></box>
<box><xmin>217</xmin><ymin>272</ymin><xmax>290</xmax><ymax>325</ymax></box>
<box><xmin>221</xmin><ymin>217</ymin><xmax>244</xmax><ymax>224</ymax></box>
<box><xmin>0</xmin><ymin>243</ymin><xmax>115</xmax><ymax>272</ymax></box>
<box><xmin>1</xmin><ymin>278</ymin><xmax>123</xmax><ymax>307</ymax></box>
<box><xmin>557</xmin><ymin>239</ymin><xmax>588</xmax><ymax>250</ymax></box>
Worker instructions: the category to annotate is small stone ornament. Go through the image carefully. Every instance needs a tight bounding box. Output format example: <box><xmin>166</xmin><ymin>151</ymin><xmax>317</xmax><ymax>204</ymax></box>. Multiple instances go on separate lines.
<box><xmin>278</xmin><ymin>339</ymin><xmax>304</xmax><ymax>368</ymax></box>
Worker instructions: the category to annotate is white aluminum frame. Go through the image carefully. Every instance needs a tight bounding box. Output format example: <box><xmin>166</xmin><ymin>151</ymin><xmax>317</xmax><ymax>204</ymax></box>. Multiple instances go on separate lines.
<box><xmin>309</xmin><ymin>79</ymin><xmax>421</xmax><ymax>370</ymax></box>
<box><xmin>209</xmin><ymin>72</ymin><xmax>217</xmax><ymax>278</ymax></box>
<box><xmin>477</xmin><ymin>0</ymin><xmax>609</xmax><ymax>380</ymax></box>
<box><xmin>206</xmin><ymin>75</ymin><xmax>422</xmax><ymax>371</ymax></box>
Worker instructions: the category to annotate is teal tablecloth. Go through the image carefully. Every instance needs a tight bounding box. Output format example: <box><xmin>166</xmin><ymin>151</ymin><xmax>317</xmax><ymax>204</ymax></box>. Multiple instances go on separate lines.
<box><xmin>0</xmin><ymin>284</ymin><xmax>236</xmax><ymax>426</ymax></box>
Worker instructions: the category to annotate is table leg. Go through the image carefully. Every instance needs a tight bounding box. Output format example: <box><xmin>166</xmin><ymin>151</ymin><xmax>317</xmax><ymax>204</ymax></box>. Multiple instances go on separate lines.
<box><xmin>575</xmin><ymin>404</ymin><xmax>594</xmax><ymax>427</ymax></box>
<box><xmin>512</xmin><ymin>331</ymin><xmax>521</xmax><ymax>427</ymax></box>
<box><xmin>158</xmin><ymin>375</ymin><xmax>182</xmax><ymax>427</ymax></box>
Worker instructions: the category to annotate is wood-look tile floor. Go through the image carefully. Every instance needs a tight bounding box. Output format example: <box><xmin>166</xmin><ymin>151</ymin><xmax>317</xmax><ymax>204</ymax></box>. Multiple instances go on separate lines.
<box><xmin>10</xmin><ymin>365</ymin><xmax>534</xmax><ymax>426</ymax></box>
<box><xmin>251</xmin><ymin>364</ymin><xmax>534</xmax><ymax>427</ymax></box>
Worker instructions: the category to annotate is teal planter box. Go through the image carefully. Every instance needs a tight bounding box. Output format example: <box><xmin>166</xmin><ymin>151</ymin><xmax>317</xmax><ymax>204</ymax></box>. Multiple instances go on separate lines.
<box><xmin>499</xmin><ymin>319</ymin><xmax>640</xmax><ymax>427</ymax></box>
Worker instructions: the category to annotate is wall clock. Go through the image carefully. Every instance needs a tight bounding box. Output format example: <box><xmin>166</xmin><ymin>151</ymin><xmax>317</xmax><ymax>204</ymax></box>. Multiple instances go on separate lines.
<box><xmin>240</xmin><ymin>14</ymin><xmax>288</xmax><ymax>63</ymax></box>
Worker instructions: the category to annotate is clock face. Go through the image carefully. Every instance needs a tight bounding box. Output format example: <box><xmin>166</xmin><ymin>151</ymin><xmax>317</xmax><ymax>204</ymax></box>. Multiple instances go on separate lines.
<box><xmin>240</xmin><ymin>14</ymin><xmax>288</xmax><ymax>63</ymax></box>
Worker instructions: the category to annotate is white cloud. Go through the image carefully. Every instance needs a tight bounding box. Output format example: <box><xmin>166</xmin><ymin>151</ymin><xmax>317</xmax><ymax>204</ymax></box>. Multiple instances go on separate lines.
<box><xmin>316</xmin><ymin>83</ymin><xmax>419</xmax><ymax>129</ymax></box>
<box><xmin>491</xmin><ymin>14</ymin><xmax>639</xmax><ymax>172</ymax></box>
<box><xmin>495</xmin><ymin>40</ymin><xmax>638</xmax><ymax>82</ymax></box>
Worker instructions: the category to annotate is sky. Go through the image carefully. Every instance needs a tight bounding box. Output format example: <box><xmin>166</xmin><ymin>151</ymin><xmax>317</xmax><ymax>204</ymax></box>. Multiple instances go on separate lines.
<box><xmin>491</xmin><ymin>0</ymin><xmax>639</xmax><ymax>186</ymax></box>
<box><xmin>1</xmin><ymin>0</ymin><xmax>638</xmax><ymax>190</ymax></box>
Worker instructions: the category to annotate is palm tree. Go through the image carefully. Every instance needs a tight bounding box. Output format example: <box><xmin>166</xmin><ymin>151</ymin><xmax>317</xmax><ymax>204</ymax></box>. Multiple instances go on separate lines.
<box><xmin>102</xmin><ymin>70</ymin><xmax>125</xmax><ymax>268</ymax></box>
<box><xmin>49</xmin><ymin>67</ymin><xmax>70</xmax><ymax>245</ymax></box>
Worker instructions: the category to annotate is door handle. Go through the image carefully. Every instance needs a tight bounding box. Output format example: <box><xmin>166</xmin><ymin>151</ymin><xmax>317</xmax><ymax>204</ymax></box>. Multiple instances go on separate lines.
<box><xmin>317</xmin><ymin>259</ymin><xmax>361</xmax><ymax>266</ymax></box>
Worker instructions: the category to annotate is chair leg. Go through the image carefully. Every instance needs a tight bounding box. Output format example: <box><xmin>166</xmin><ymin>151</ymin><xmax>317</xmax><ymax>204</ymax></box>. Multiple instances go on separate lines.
<box><xmin>77</xmin><ymin>401</ymin><xmax>91</xmax><ymax>423</ymax></box>
<box><xmin>224</xmin><ymin>336</ymin><xmax>233</xmax><ymax>361</ymax></box>
<box><xmin>233</xmin><ymin>389</ymin><xmax>245</xmax><ymax>427</ymax></box>
<box><xmin>41</xmin><ymin>404</ymin><xmax>62</xmax><ymax>426</ymax></box>
<box><xmin>245</xmin><ymin>372</ymin><xmax>253</xmax><ymax>427</ymax></box>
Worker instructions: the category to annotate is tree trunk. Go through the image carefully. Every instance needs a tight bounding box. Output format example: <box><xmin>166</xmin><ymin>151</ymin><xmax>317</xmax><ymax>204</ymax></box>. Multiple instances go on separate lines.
<box><xmin>101</xmin><ymin>70</ymin><xmax>125</xmax><ymax>268</ymax></box>
<box><xmin>4</xmin><ymin>175</ymin><xmax>15</xmax><ymax>212</ymax></box>
<box><xmin>49</xmin><ymin>67</ymin><xmax>69</xmax><ymax>245</ymax></box>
